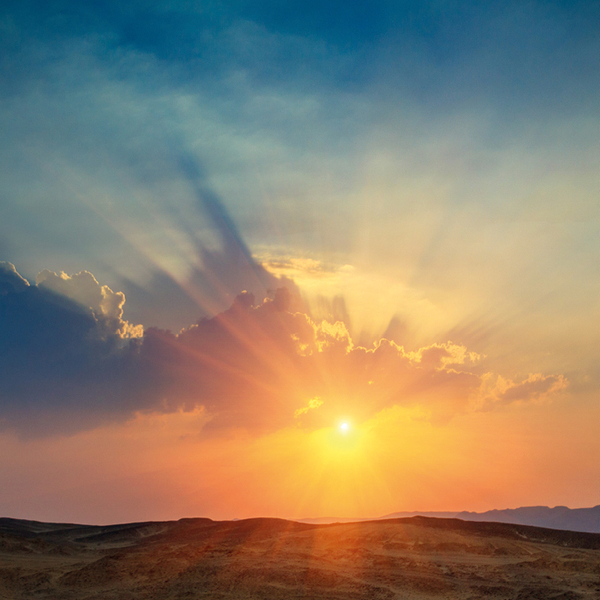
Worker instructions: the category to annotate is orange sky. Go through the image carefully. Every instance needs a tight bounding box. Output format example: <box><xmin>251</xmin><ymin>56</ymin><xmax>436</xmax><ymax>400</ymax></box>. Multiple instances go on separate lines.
<box><xmin>1</xmin><ymin>391</ymin><xmax>598</xmax><ymax>525</ymax></box>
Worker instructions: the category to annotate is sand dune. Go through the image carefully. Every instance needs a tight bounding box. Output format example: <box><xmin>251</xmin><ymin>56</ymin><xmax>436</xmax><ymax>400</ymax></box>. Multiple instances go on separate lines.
<box><xmin>2</xmin><ymin>515</ymin><xmax>600</xmax><ymax>599</ymax></box>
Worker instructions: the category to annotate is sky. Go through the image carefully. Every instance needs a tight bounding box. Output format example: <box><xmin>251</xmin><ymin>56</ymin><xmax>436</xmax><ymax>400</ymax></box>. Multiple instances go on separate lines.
<box><xmin>1</xmin><ymin>0</ymin><xmax>600</xmax><ymax>524</ymax></box>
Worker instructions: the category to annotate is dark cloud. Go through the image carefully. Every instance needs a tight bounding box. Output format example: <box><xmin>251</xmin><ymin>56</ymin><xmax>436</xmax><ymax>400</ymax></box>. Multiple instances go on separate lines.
<box><xmin>0</xmin><ymin>261</ymin><xmax>30</xmax><ymax>295</ymax></box>
<box><xmin>0</xmin><ymin>263</ymin><xmax>567</xmax><ymax>437</ymax></box>
<box><xmin>0</xmin><ymin>259</ymin><xmax>303</xmax><ymax>436</ymax></box>
<box><xmin>0</xmin><ymin>268</ymin><xmax>148</xmax><ymax>436</ymax></box>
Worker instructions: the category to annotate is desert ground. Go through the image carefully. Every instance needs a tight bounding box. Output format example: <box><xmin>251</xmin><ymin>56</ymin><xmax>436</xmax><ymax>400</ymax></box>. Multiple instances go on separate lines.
<box><xmin>1</xmin><ymin>515</ymin><xmax>600</xmax><ymax>599</ymax></box>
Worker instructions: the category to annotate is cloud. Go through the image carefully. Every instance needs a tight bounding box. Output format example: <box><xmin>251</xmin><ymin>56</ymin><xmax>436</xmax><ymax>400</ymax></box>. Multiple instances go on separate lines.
<box><xmin>0</xmin><ymin>261</ymin><xmax>30</xmax><ymax>294</ymax></box>
<box><xmin>0</xmin><ymin>265</ymin><xmax>150</xmax><ymax>435</ymax></box>
<box><xmin>479</xmin><ymin>372</ymin><xmax>569</xmax><ymax>410</ymax></box>
<box><xmin>139</xmin><ymin>308</ymin><xmax>566</xmax><ymax>431</ymax></box>
<box><xmin>36</xmin><ymin>269</ymin><xmax>143</xmax><ymax>339</ymax></box>
<box><xmin>0</xmin><ymin>263</ymin><xmax>568</xmax><ymax>436</ymax></box>
<box><xmin>0</xmin><ymin>262</ymin><xmax>302</xmax><ymax>436</ymax></box>
<box><xmin>294</xmin><ymin>397</ymin><xmax>324</xmax><ymax>419</ymax></box>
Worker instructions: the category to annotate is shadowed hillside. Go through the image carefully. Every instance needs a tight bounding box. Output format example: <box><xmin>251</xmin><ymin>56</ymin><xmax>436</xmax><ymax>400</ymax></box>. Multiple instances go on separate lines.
<box><xmin>2</xmin><ymin>515</ymin><xmax>600</xmax><ymax>599</ymax></box>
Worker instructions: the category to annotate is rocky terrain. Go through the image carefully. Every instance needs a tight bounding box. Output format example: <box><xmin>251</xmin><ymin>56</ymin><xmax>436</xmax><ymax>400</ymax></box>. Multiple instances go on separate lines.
<box><xmin>1</xmin><ymin>515</ymin><xmax>600</xmax><ymax>599</ymax></box>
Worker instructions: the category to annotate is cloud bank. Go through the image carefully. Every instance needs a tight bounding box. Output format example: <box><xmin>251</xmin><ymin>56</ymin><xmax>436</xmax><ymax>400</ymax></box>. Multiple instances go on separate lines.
<box><xmin>0</xmin><ymin>262</ymin><xmax>567</xmax><ymax>437</ymax></box>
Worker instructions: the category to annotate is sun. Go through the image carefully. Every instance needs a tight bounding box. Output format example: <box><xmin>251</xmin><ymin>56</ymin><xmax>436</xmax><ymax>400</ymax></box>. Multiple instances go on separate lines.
<box><xmin>339</xmin><ymin>421</ymin><xmax>350</xmax><ymax>433</ymax></box>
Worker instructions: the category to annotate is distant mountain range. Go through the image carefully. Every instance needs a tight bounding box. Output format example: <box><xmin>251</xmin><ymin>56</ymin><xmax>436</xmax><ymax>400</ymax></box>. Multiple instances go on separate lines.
<box><xmin>455</xmin><ymin>505</ymin><xmax>600</xmax><ymax>533</ymax></box>
<box><xmin>301</xmin><ymin>505</ymin><xmax>600</xmax><ymax>533</ymax></box>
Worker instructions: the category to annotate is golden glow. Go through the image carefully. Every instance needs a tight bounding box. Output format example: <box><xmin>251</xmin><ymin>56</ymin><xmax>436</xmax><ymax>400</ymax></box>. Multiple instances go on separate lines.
<box><xmin>4</xmin><ymin>399</ymin><xmax>600</xmax><ymax>524</ymax></box>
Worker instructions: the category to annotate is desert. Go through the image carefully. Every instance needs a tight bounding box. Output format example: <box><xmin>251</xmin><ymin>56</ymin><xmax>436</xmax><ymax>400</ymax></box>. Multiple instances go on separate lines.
<box><xmin>2</xmin><ymin>515</ymin><xmax>600</xmax><ymax>599</ymax></box>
